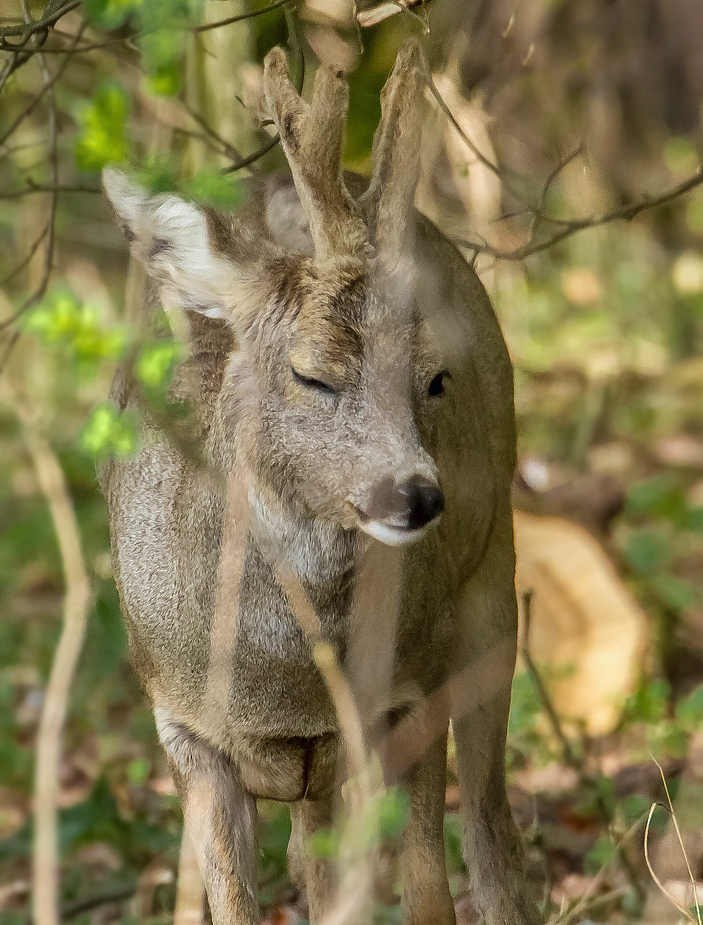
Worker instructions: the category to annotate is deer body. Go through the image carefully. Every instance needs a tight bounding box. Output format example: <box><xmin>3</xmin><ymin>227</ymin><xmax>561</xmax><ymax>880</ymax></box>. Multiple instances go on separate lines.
<box><xmin>102</xmin><ymin>43</ymin><xmax>538</xmax><ymax>925</ymax></box>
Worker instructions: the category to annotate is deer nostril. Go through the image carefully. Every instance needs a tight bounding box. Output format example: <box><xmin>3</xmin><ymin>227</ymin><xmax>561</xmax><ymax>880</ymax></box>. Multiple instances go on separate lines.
<box><xmin>397</xmin><ymin>476</ymin><xmax>444</xmax><ymax>530</ymax></box>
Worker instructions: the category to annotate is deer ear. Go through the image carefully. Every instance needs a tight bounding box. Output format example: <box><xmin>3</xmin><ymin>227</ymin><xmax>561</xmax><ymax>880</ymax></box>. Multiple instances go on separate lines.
<box><xmin>103</xmin><ymin>168</ymin><xmax>241</xmax><ymax>321</ymax></box>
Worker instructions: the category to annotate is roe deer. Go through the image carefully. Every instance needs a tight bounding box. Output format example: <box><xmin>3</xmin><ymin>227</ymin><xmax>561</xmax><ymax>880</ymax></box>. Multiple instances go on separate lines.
<box><xmin>101</xmin><ymin>41</ymin><xmax>539</xmax><ymax>925</ymax></box>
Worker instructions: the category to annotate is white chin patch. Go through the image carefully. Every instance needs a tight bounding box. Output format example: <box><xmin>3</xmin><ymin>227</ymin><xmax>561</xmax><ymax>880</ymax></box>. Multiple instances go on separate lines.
<box><xmin>359</xmin><ymin>521</ymin><xmax>429</xmax><ymax>547</ymax></box>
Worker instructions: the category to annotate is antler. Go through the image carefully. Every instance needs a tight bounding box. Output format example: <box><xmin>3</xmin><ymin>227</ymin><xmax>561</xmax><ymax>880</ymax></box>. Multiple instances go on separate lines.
<box><xmin>263</xmin><ymin>48</ymin><xmax>369</xmax><ymax>266</ymax></box>
<box><xmin>360</xmin><ymin>40</ymin><xmax>429</xmax><ymax>263</ymax></box>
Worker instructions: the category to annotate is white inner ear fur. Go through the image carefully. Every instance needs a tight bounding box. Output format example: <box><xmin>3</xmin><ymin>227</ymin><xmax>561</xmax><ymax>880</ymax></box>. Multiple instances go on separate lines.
<box><xmin>103</xmin><ymin>168</ymin><xmax>235</xmax><ymax>321</ymax></box>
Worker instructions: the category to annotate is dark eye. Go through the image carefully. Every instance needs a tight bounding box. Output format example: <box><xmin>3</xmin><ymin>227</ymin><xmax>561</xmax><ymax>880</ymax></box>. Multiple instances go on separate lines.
<box><xmin>428</xmin><ymin>370</ymin><xmax>450</xmax><ymax>397</ymax></box>
<box><xmin>291</xmin><ymin>367</ymin><xmax>336</xmax><ymax>395</ymax></box>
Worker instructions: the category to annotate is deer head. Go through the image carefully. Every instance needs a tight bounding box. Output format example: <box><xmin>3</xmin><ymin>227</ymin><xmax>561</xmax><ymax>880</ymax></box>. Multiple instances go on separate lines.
<box><xmin>103</xmin><ymin>41</ymin><xmax>450</xmax><ymax>547</ymax></box>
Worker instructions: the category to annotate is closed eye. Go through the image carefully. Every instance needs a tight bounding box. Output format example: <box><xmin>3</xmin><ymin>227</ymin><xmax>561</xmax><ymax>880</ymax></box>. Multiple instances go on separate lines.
<box><xmin>428</xmin><ymin>370</ymin><xmax>451</xmax><ymax>397</ymax></box>
<box><xmin>291</xmin><ymin>367</ymin><xmax>336</xmax><ymax>394</ymax></box>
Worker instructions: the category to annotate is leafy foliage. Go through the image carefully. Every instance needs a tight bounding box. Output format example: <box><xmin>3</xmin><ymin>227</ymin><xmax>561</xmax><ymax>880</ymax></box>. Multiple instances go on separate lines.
<box><xmin>81</xmin><ymin>402</ymin><xmax>140</xmax><ymax>460</ymax></box>
<box><xmin>74</xmin><ymin>82</ymin><xmax>130</xmax><ymax>172</ymax></box>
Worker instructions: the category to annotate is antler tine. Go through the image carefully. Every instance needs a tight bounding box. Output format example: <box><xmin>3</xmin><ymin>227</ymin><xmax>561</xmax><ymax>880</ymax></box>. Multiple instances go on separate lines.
<box><xmin>360</xmin><ymin>40</ymin><xmax>429</xmax><ymax>262</ymax></box>
<box><xmin>263</xmin><ymin>48</ymin><xmax>369</xmax><ymax>265</ymax></box>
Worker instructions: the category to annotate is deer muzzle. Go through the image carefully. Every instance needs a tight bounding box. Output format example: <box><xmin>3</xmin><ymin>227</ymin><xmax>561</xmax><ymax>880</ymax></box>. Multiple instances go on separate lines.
<box><xmin>351</xmin><ymin>474</ymin><xmax>445</xmax><ymax>546</ymax></box>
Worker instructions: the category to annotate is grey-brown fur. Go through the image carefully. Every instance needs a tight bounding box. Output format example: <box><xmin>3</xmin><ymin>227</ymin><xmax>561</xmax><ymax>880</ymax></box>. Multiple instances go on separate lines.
<box><xmin>100</xmin><ymin>42</ymin><xmax>539</xmax><ymax>925</ymax></box>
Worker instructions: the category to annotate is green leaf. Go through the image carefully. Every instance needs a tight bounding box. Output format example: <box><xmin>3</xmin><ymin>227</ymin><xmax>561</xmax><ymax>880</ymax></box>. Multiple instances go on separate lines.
<box><xmin>135</xmin><ymin>341</ymin><xmax>181</xmax><ymax>390</ymax></box>
<box><xmin>443</xmin><ymin>813</ymin><xmax>465</xmax><ymax>875</ymax></box>
<box><xmin>686</xmin><ymin>192</ymin><xmax>703</xmax><ymax>234</ymax></box>
<box><xmin>372</xmin><ymin>786</ymin><xmax>410</xmax><ymax>839</ymax></box>
<box><xmin>620</xmin><ymin>793</ymin><xmax>652</xmax><ymax>828</ymax></box>
<box><xmin>686</xmin><ymin>507</ymin><xmax>703</xmax><ymax>533</ymax></box>
<box><xmin>145</xmin><ymin>60</ymin><xmax>182</xmax><ymax>97</ymax></box>
<box><xmin>75</xmin><ymin>82</ymin><xmax>130</xmax><ymax>172</ymax></box>
<box><xmin>649</xmin><ymin>574</ymin><xmax>694</xmax><ymax>612</ymax></box>
<box><xmin>623</xmin><ymin>678</ymin><xmax>670</xmax><ymax>724</ymax></box>
<box><xmin>134</xmin><ymin>159</ymin><xmax>179</xmax><ymax>195</ymax></box>
<box><xmin>138</xmin><ymin>0</ymin><xmax>202</xmax><ymax>96</ymax></box>
<box><xmin>508</xmin><ymin>671</ymin><xmax>541</xmax><ymax>736</ymax></box>
<box><xmin>181</xmin><ymin>168</ymin><xmax>245</xmax><ymax>210</ymax></box>
<box><xmin>626</xmin><ymin>474</ymin><xmax>685</xmax><ymax>522</ymax></box>
<box><xmin>677</xmin><ymin>685</ymin><xmax>703</xmax><ymax>731</ymax></box>
<box><xmin>81</xmin><ymin>402</ymin><xmax>140</xmax><ymax>460</ymax></box>
<box><xmin>623</xmin><ymin>530</ymin><xmax>671</xmax><ymax>574</ymax></box>
<box><xmin>126</xmin><ymin>758</ymin><xmax>151</xmax><ymax>784</ymax></box>
<box><xmin>82</xmin><ymin>0</ymin><xmax>141</xmax><ymax>29</ymax></box>
<box><xmin>664</xmin><ymin>136</ymin><xmax>699</xmax><ymax>177</ymax></box>
<box><xmin>25</xmin><ymin>289</ymin><xmax>126</xmax><ymax>366</ymax></box>
<box><xmin>306</xmin><ymin>826</ymin><xmax>338</xmax><ymax>860</ymax></box>
<box><xmin>25</xmin><ymin>289</ymin><xmax>82</xmax><ymax>342</ymax></box>
<box><xmin>584</xmin><ymin>836</ymin><xmax>616</xmax><ymax>875</ymax></box>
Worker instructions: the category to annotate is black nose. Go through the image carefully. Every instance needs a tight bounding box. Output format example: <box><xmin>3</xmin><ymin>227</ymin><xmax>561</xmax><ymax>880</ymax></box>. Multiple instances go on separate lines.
<box><xmin>397</xmin><ymin>475</ymin><xmax>445</xmax><ymax>530</ymax></box>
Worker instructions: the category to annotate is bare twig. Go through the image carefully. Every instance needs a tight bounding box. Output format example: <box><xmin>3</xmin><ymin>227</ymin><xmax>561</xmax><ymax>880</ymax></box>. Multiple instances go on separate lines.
<box><xmin>177</xmin><ymin>96</ymin><xmax>242</xmax><ymax>161</ymax></box>
<box><xmin>649</xmin><ymin>754</ymin><xmax>703</xmax><ymax>924</ymax></box>
<box><xmin>0</xmin><ymin>220</ymin><xmax>51</xmax><ymax>288</ymax></box>
<box><xmin>0</xmin><ymin>42</ymin><xmax>76</xmax><ymax>148</ymax></box>
<box><xmin>554</xmin><ymin>811</ymin><xmax>649</xmax><ymax>925</ymax></box>
<box><xmin>0</xmin><ymin>183</ymin><xmax>99</xmax><ymax>200</ymax></box>
<box><xmin>193</xmin><ymin>0</ymin><xmax>295</xmax><ymax>33</ymax></box>
<box><xmin>534</xmin><ymin>145</ymin><xmax>583</xmax><ymax>223</ymax></box>
<box><xmin>0</xmin><ymin>0</ymin><xmax>80</xmax><ymax>41</ymax></box>
<box><xmin>221</xmin><ymin>7</ymin><xmax>304</xmax><ymax>175</ymax></box>
<box><xmin>61</xmin><ymin>885</ymin><xmax>136</xmax><ymax>920</ymax></box>
<box><xmin>0</xmin><ymin>24</ymin><xmax>85</xmax><ymax>373</ymax></box>
<box><xmin>427</xmin><ymin>75</ymin><xmax>525</xmax><ymax>202</ymax></box>
<box><xmin>220</xmin><ymin>133</ymin><xmax>279</xmax><ymax>174</ymax></box>
<box><xmin>644</xmin><ymin>802</ymin><xmax>697</xmax><ymax>923</ymax></box>
<box><xmin>3</xmin><ymin>15</ymin><xmax>86</xmax><ymax>925</ymax></box>
<box><xmin>521</xmin><ymin>589</ymin><xmax>647</xmax><ymax>906</ymax></box>
<box><xmin>24</xmin><ymin>35</ymin><xmax>136</xmax><ymax>54</ymax></box>
<box><xmin>455</xmin><ymin>166</ymin><xmax>703</xmax><ymax>260</ymax></box>
<box><xmin>521</xmin><ymin>590</ymin><xmax>578</xmax><ymax>769</ymax></box>
<box><xmin>2</xmin><ymin>387</ymin><xmax>91</xmax><ymax>925</ymax></box>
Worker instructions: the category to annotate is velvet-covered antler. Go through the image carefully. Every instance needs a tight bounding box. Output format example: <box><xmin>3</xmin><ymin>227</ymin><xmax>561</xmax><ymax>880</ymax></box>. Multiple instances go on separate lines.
<box><xmin>263</xmin><ymin>48</ymin><xmax>369</xmax><ymax>266</ymax></box>
<box><xmin>360</xmin><ymin>40</ymin><xmax>429</xmax><ymax>263</ymax></box>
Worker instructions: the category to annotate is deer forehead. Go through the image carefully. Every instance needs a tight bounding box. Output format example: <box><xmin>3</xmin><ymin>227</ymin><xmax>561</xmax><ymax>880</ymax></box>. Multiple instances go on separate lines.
<box><xmin>273</xmin><ymin>259</ymin><xmax>435</xmax><ymax>390</ymax></box>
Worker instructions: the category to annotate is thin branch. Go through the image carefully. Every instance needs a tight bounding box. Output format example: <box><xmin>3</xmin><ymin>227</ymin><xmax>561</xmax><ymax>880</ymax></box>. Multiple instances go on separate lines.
<box><xmin>0</xmin><ymin>41</ymin><xmax>76</xmax><ymax>148</ymax></box>
<box><xmin>427</xmin><ymin>75</ymin><xmax>522</xmax><ymax>199</ymax></box>
<box><xmin>61</xmin><ymin>885</ymin><xmax>136</xmax><ymax>921</ymax></box>
<box><xmin>555</xmin><ymin>811</ymin><xmax>649</xmax><ymax>925</ymax></box>
<box><xmin>644</xmin><ymin>802</ymin><xmax>696</xmax><ymax>923</ymax></box>
<box><xmin>30</xmin><ymin>426</ymin><xmax>91</xmax><ymax>925</ymax></box>
<box><xmin>535</xmin><ymin>145</ymin><xmax>583</xmax><ymax>219</ymax></box>
<box><xmin>221</xmin><ymin>7</ymin><xmax>304</xmax><ymax>175</ymax></box>
<box><xmin>0</xmin><ymin>34</ymin><xmax>48</xmax><ymax>90</ymax></box>
<box><xmin>0</xmin><ymin>25</ymin><xmax>86</xmax><ymax>364</ymax></box>
<box><xmin>652</xmin><ymin>754</ymin><xmax>702</xmax><ymax>924</ymax></box>
<box><xmin>454</xmin><ymin>166</ymin><xmax>703</xmax><ymax>260</ymax></box>
<box><xmin>0</xmin><ymin>0</ymin><xmax>80</xmax><ymax>40</ymax></box>
<box><xmin>220</xmin><ymin>133</ymin><xmax>279</xmax><ymax>174</ymax></box>
<box><xmin>1</xmin><ymin>386</ymin><xmax>91</xmax><ymax>925</ymax></box>
<box><xmin>0</xmin><ymin>220</ymin><xmax>50</xmax><ymax>288</ymax></box>
<box><xmin>521</xmin><ymin>590</ymin><xmax>578</xmax><ymax>768</ymax></box>
<box><xmin>177</xmin><ymin>97</ymin><xmax>242</xmax><ymax>161</ymax></box>
<box><xmin>192</xmin><ymin>0</ymin><xmax>295</xmax><ymax>33</ymax></box>
<box><xmin>0</xmin><ymin>183</ymin><xmax>100</xmax><ymax>200</ymax></box>
<box><xmin>25</xmin><ymin>35</ymin><xmax>136</xmax><ymax>54</ymax></box>
<box><xmin>521</xmin><ymin>588</ymin><xmax>647</xmax><ymax>906</ymax></box>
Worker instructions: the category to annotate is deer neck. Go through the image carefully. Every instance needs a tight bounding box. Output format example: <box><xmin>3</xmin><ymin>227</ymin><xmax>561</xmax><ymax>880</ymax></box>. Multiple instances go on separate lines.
<box><xmin>248</xmin><ymin>485</ymin><xmax>360</xmax><ymax>593</ymax></box>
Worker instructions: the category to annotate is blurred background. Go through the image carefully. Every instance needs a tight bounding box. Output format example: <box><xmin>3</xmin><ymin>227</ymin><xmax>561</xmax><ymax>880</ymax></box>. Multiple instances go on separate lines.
<box><xmin>1</xmin><ymin>1</ymin><xmax>703</xmax><ymax>922</ymax></box>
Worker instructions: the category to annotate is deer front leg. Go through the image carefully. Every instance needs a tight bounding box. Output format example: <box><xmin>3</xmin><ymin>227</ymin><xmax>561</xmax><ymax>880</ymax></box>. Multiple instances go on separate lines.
<box><xmin>156</xmin><ymin>710</ymin><xmax>259</xmax><ymax>925</ymax></box>
<box><xmin>288</xmin><ymin>796</ymin><xmax>337</xmax><ymax>924</ymax></box>
<box><xmin>451</xmin><ymin>509</ymin><xmax>540</xmax><ymax>925</ymax></box>
<box><xmin>399</xmin><ymin>729</ymin><xmax>456</xmax><ymax>925</ymax></box>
